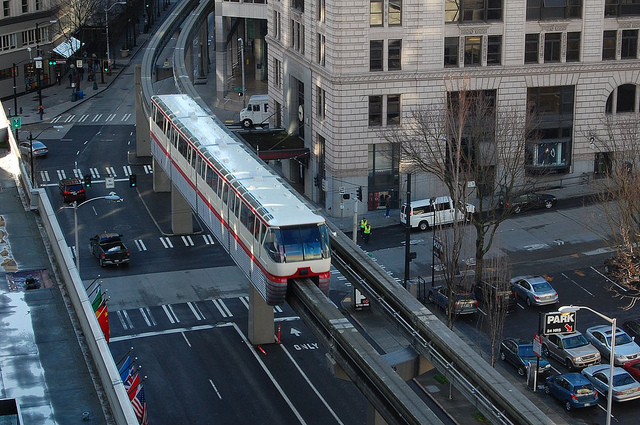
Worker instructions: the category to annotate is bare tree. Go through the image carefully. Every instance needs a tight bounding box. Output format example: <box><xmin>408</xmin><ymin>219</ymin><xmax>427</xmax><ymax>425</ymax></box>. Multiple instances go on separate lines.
<box><xmin>55</xmin><ymin>0</ymin><xmax>104</xmax><ymax>43</ymax></box>
<box><xmin>588</xmin><ymin>113</ymin><xmax>640</xmax><ymax>307</ymax></box>
<box><xmin>384</xmin><ymin>86</ymin><xmax>535</xmax><ymax>327</ymax></box>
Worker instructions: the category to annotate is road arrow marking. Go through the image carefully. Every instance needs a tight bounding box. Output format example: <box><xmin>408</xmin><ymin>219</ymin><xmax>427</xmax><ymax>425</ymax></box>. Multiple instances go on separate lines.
<box><xmin>290</xmin><ymin>328</ymin><xmax>301</xmax><ymax>336</ymax></box>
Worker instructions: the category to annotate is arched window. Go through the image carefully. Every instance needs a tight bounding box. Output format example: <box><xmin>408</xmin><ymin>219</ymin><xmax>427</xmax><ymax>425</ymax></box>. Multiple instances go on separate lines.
<box><xmin>606</xmin><ymin>84</ymin><xmax>638</xmax><ymax>113</ymax></box>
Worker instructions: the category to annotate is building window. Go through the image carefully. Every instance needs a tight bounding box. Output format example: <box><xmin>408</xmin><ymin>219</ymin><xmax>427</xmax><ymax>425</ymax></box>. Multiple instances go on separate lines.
<box><xmin>605</xmin><ymin>0</ymin><xmax>640</xmax><ymax>17</ymax></box>
<box><xmin>292</xmin><ymin>0</ymin><xmax>304</xmax><ymax>13</ymax></box>
<box><xmin>566</xmin><ymin>32</ymin><xmax>580</xmax><ymax>61</ymax></box>
<box><xmin>3</xmin><ymin>0</ymin><xmax>10</xmax><ymax>16</ymax></box>
<box><xmin>444</xmin><ymin>37</ymin><xmax>459</xmax><ymax>67</ymax></box>
<box><xmin>544</xmin><ymin>33</ymin><xmax>562</xmax><ymax>62</ymax></box>
<box><xmin>603</xmin><ymin>30</ymin><xmax>617</xmax><ymax>60</ymax></box>
<box><xmin>487</xmin><ymin>35</ymin><xmax>502</xmax><ymax>65</ymax></box>
<box><xmin>388</xmin><ymin>39</ymin><xmax>401</xmax><ymax>70</ymax></box>
<box><xmin>606</xmin><ymin>84</ymin><xmax>638</xmax><ymax>113</ymax></box>
<box><xmin>370</xmin><ymin>40</ymin><xmax>383</xmax><ymax>71</ymax></box>
<box><xmin>526</xmin><ymin>0</ymin><xmax>583</xmax><ymax>20</ymax></box>
<box><xmin>621</xmin><ymin>29</ymin><xmax>638</xmax><ymax>59</ymax></box>
<box><xmin>368</xmin><ymin>143</ymin><xmax>400</xmax><ymax>200</ymax></box>
<box><xmin>525</xmin><ymin>34</ymin><xmax>539</xmax><ymax>63</ymax></box>
<box><xmin>318</xmin><ymin>0</ymin><xmax>325</xmax><ymax>22</ymax></box>
<box><xmin>274</xmin><ymin>58</ymin><xmax>282</xmax><ymax>88</ymax></box>
<box><xmin>317</xmin><ymin>86</ymin><xmax>326</xmax><ymax>119</ymax></box>
<box><xmin>446</xmin><ymin>0</ymin><xmax>503</xmax><ymax>23</ymax></box>
<box><xmin>369</xmin><ymin>96</ymin><xmax>382</xmax><ymax>126</ymax></box>
<box><xmin>291</xmin><ymin>20</ymin><xmax>305</xmax><ymax>54</ymax></box>
<box><xmin>387</xmin><ymin>94</ymin><xmax>400</xmax><ymax>125</ymax></box>
<box><xmin>0</xmin><ymin>33</ymin><xmax>17</xmax><ymax>51</ymax></box>
<box><xmin>317</xmin><ymin>34</ymin><xmax>325</xmax><ymax>65</ymax></box>
<box><xmin>22</xmin><ymin>0</ymin><xmax>27</xmax><ymax>13</ymax></box>
<box><xmin>22</xmin><ymin>29</ymin><xmax>37</xmax><ymax>46</ymax></box>
<box><xmin>464</xmin><ymin>36</ymin><xmax>482</xmax><ymax>66</ymax></box>
<box><xmin>35</xmin><ymin>0</ymin><xmax>41</xmax><ymax>10</ymax></box>
<box><xmin>389</xmin><ymin>0</ymin><xmax>402</xmax><ymax>25</ymax></box>
<box><xmin>273</xmin><ymin>11</ymin><xmax>281</xmax><ymax>40</ymax></box>
<box><xmin>370</xmin><ymin>0</ymin><xmax>383</xmax><ymax>26</ymax></box>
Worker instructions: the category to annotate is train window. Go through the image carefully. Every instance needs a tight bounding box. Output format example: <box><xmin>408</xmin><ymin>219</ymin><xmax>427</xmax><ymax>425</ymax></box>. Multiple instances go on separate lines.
<box><xmin>206</xmin><ymin>165</ymin><xmax>218</xmax><ymax>190</ymax></box>
<box><xmin>169</xmin><ymin>127</ymin><xmax>178</xmax><ymax>148</ymax></box>
<box><xmin>154</xmin><ymin>109</ymin><xmax>165</xmax><ymax>130</ymax></box>
<box><xmin>240</xmin><ymin>204</ymin><xmax>255</xmax><ymax>233</ymax></box>
<box><xmin>222</xmin><ymin>183</ymin><xmax>229</xmax><ymax>205</ymax></box>
<box><xmin>263</xmin><ymin>229</ymin><xmax>285</xmax><ymax>263</ymax></box>
<box><xmin>190</xmin><ymin>147</ymin><xmax>197</xmax><ymax>169</ymax></box>
<box><xmin>234</xmin><ymin>195</ymin><xmax>241</xmax><ymax>218</ymax></box>
<box><xmin>195</xmin><ymin>154</ymin><xmax>204</xmax><ymax>177</ymax></box>
<box><xmin>280</xmin><ymin>225</ymin><xmax>326</xmax><ymax>262</ymax></box>
<box><xmin>216</xmin><ymin>178</ymin><xmax>223</xmax><ymax>197</ymax></box>
<box><xmin>178</xmin><ymin>135</ymin><xmax>188</xmax><ymax>158</ymax></box>
<box><xmin>319</xmin><ymin>224</ymin><xmax>331</xmax><ymax>258</ymax></box>
<box><xmin>229</xmin><ymin>192</ymin><xmax>237</xmax><ymax>214</ymax></box>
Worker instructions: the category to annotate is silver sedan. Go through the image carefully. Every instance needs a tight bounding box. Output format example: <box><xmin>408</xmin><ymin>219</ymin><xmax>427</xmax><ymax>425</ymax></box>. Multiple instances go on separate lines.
<box><xmin>510</xmin><ymin>275</ymin><xmax>559</xmax><ymax>307</ymax></box>
<box><xmin>18</xmin><ymin>140</ymin><xmax>49</xmax><ymax>157</ymax></box>
<box><xmin>586</xmin><ymin>325</ymin><xmax>640</xmax><ymax>366</ymax></box>
<box><xmin>582</xmin><ymin>365</ymin><xmax>640</xmax><ymax>402</ymax></box>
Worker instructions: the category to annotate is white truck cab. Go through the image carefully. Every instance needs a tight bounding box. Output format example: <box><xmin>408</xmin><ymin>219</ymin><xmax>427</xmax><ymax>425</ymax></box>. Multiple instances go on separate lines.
<box><xmin>240</xmin><ymin>95</ymin><xmax>270</xmax><ymax>128</ymax></box>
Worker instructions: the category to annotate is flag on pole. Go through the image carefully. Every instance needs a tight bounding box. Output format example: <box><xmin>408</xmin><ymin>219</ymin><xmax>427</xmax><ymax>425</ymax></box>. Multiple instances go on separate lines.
<box><xmin>95</xmin><ymin>303</ymin><xmax>110</xmax><ymax>343</ymax></box>
<box><xmin>91</xmin><ymin>287</ymin><xmax>103</xmax><ymax>311</ymax></box>
<box><xmin>131</xmin><ymin>384</ymin><xmax>146</xmax><ymax>423</ymax></box>
<box><xmin>126</xmin><ymin>371</ymin><xmax>141</xmax><ymax>401</ymax></box>
<box><xmin>118</xmin><ymin>355</ymin><xmax>132</xmax><ymax>381</ymax></box>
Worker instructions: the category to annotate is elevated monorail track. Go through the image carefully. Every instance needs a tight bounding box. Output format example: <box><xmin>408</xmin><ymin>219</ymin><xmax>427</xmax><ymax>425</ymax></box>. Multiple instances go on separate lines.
<box><xmin>136</xmin><ymin>4</ymin><xmax>563</xmax><ymax>425</ymax></box>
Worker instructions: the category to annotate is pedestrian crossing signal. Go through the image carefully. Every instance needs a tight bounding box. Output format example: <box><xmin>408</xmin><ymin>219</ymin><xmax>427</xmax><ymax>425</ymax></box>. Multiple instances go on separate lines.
<box><xmin>84</xmin><ymin>174</ymin><xmax>92</xmax><ymax>188</ymax></box>
<box><xmin>103</xmin><ymin>60</ymin><xmax>110</xmax><ymax>75</ymax></box>
<box><xmin>48</xmin><ymin>60</ymin><xmax>57</xmax><ymax>66</ymax></box>
<box><xmin>129</xmin><ymin>174</ymin><xmax>137</xmax><ymax>188</ymax></box>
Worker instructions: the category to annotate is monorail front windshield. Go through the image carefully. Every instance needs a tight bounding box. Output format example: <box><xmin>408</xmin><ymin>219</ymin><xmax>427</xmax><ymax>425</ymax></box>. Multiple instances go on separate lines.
<box><xmin>264</xmin><ymin>224</ymin><xmax>331</xmax><ymax>263</ymax></box>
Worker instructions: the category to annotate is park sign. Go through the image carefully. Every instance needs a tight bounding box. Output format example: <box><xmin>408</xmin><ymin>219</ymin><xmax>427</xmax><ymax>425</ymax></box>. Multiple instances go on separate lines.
<box><xmin>542</xmin><ymin>311</ymin><xmax>577</xmax><ymax>335</ymax></box>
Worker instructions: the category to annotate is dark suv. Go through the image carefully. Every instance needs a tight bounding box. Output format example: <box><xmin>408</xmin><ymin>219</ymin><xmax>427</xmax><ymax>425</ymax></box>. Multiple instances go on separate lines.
<box><xmin>59</xmin><ymin>178</ymin><xmax>86</xmax><ymax>203</ymax></box>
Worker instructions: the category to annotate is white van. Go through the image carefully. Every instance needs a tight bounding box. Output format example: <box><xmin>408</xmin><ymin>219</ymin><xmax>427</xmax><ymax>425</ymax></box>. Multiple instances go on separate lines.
<box><xmin>400</xmin><ymin>196</ymin><xmax>476</xmax><ymax>231</ymax></box>
<box><xmin>240</xmin><ymin>95</ymin><xmax>270</xmax><ymax>128</ymax></box>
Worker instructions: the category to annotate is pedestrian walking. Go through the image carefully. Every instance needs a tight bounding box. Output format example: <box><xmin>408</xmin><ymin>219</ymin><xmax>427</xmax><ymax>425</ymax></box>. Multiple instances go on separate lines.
<box><xmin>360</xmin><ymin>217</ymin><xmax>368</xmax><ymax>238</ymax></box>
<box><xmin>363</xmin><ymin>223</ymin><xmax>372</xmax><ymax>244</ymax></box>
<box><xmin>38</xmin><ymin>105</ymin><xmax>44</xmax><ymax>120</ymax></box>
<box><xmin>56</xmin><ymin>72</ymin><xmax>61</xmax><ymax>85</ymax></box>
<box><xmin>68</xmin><ymin>73</ymin><xmax>73</xmax><ymax>87</ymax></box>
<box><xmin>385</xmin><ymin>197</ymin><xmax>391</xmax><ymax>218</ymax></box>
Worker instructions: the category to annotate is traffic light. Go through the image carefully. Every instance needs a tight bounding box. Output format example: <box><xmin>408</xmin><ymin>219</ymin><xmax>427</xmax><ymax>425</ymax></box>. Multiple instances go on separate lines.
<box><xmin>103</xmin><ymin>60</ymin><xmax>111</xmax><ymax>75</ymax></box>
<box><xmin>83</xmin><ymin>174</ymin><xmax>91</xmax><ymax>188</ymax></box>
<box><xmin>356</xmin><ymin>186</ymin><xmax>363</xmax><ymax>202</ymax></box>
<box><xmin>129</xmin><ymin>174</ymin><xmax>137</xmax><ymax>188</ymax></box>
<box><xmin>48</xmin><ymin>59</ymin><xmax>57</xmax><ymax>66</ymax></box>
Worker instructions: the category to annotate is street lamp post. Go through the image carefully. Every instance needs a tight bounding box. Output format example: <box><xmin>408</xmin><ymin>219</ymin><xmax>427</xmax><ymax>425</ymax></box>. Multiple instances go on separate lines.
<box><xmin>105</xmin><ymin>2</ymin><xmax>127</xmax><ymax>69</ymax></box>
<box><xmin>27</xmin><ymin>125</ymin><xmax>64</xmax><ymax>187</ymax></box>
<box><xmin>68</xmin><ymin>192</ymin><xmax>122</xmax><ymax>274</ymax></box>
<box><xmin>238</xmin><ymin>37</ymin><xmax>246</xmax><ymax>108</ymax></box>
<box><xmin>559</xmin><ymin>305</ymin><xmax>616</xmax><ymax>425</ymax></box>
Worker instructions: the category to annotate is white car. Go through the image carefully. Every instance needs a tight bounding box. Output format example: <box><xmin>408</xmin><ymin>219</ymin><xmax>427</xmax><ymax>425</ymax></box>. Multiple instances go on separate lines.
<box><xmin>585</xmin><ymin>325</ymin><xmax>640</xmax><ymax>366</ymax></box>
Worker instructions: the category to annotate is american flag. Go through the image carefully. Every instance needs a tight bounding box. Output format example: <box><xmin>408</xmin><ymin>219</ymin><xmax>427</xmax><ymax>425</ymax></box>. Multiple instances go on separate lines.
<box><xmin>131</xmin><ymin>384</ymin><xmax>147</xmax><ymax>424</ymax></box>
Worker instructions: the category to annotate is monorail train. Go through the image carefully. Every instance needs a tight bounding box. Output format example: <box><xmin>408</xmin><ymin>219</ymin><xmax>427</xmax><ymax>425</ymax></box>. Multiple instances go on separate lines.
<box><xmin>149</xmin><ymin>94</ymin><xmax>331</xmax><ymax>305</ymax></box>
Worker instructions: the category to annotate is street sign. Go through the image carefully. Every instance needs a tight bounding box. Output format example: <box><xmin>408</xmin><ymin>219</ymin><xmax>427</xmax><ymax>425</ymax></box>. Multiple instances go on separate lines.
<box><xmin>542</xmin><ymin>311</ymin><xmax>576</xmax><ymax>335</ymax></box>
<box><xmin>353</xmin><ymin>288</ymin><xmax>370</xmax><ymax>311</ymax></box>
<box><xmin>105</xmin><ymin>176</ymin><xmax>115</xmax><ymax>189</ymax></box>
<box><xmin>433</xmin><ymin>236</ymin><xmax>444</xmax><ymax>261</ymax></box>
<box><xmin>11</xmin><ymin>116</ymin><xmax>21</xmax><ymax>129</ymax></box>
<box><xmin>533</xmin><ymin>333</ymin><xmax>543</xmax><ymax>357</ymax></box>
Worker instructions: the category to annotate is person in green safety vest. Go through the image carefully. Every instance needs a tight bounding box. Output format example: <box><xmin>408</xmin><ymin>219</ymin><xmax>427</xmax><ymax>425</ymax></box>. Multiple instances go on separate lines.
<box><xmin>360</xmin><ymin>217</ymin><xmax>367</xmax><ymax>238</ymax></box>
<box><xmin>363</xmin><ymin>223</ymin><xmax>371</xmax><ymax>243</ymax></box>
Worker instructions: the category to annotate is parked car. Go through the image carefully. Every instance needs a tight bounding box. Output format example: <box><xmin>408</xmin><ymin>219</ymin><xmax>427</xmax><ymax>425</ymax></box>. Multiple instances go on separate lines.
<box><xmin>427</xmin><ymin>285</ymin><xmax>478</xmax><ymax>316</ymax></box>
<box><xmin>499</xmin><ymin>192</ymin><xmax>557</xmax><ymax>214</ymax></box>
<box><xmin>582</xmin><ymin>364</ymin><xmax>640</xmax><ymax>402</ymax></box>
<box><xmin>510</xmin><ymin>275</ymin><xmax>558</xmax><ymax>307</ymax></box>
<box><xmin>545</xmin><ymin>373</ymin><xmax>599</xmax><ymax>411</ymax></box>
<box><xmin>622</xmin><ymin>358</ymin><xmax>640</xmax><ymax>382</ymax></box>
<box><xmin>585</xmin><ymin>325</ymin><xmax>640</xmax><ymax>366</ymax></box>
<box><xmin>500</xmin><ymin>337</ymin><xmax>551</xmax><ymax>377</ymax></box>
<box><xmin>400</xmin><ymin>196</ymin><xmax>476</xmax><ymax>231</ymax></box>
<box><xmin>58</xmin><ymin>177</ymin><xmax>86</xmax><ymax>203</ymax></box>
<box><xmin>623</xmin><ymin>318</ymin><xmax>640</xmax><ymax>341</ymax></box>
<box><xmin>472</xmin><ymin>279</ymin><xmax>517</xmax><ymax>313</ymax></box>
<box><xmin>541</xmin><ymin>332</ymin><xmax>601</xmax><ymax>371</ymax></box>
<box><xmin>19</xmin><ymin>140</ymin><xmax>48</xmax><ymax>157</ymax></box>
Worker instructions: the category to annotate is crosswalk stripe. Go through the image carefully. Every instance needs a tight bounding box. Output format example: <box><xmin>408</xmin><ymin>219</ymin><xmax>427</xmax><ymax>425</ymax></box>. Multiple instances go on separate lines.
<box><xmin>181</xmin><ymin>236</ymin><xmax>194</xmax><ymax>246</ymax></box>
<box><xmin>187</xmin><ymin>302</ymin><xmax>205</xmax><ymax>320</ymax></box>
<box><xmin>134</xmin><ymin>239</ymin><xmax>147</xmax><ymax>251</ymax></box>
<box><xmin>203</xmin><ymin>234</ymin><xmax>215</xmax><ymax>244</ymax></box>
<box><xmin>90</xmin><ymin>167</ymin><xmax>100</xmax><ymax>179</ymax></box>
<box><xmin>39</xmin><ymin>170</ymin><xmax>50</xmax><ymax>182</ymax></box>
<box><xmin>122</xmin><ymin>113</ymin><xmax>132</xmax><ymax>121</ymax></box>
<box><xmin>106</xmin><ymin>113</ymin><xmax>116</xmax><ymax>122</ymax></box>
<box><xmin>51</xmin><ymin>116</ymin><xmax>62</xmax><ymax>123</ymax></box>
<box><xmin>79</xmin><ymin>114</ymin><xmax>89</xmax><ymax>122</ymax></box>
<box><xmin>123</xmin><ymin>165</ymin><xmax>132</xmax><ymax>176</ymax></box>
<box><xmin>162</xmin><ymin>304</ymin><xmax>179</xmax><ymax>323</ymax></box>
<box><xmin>139</xmin><ymin>307</ymin><xmax>156</xmax><ymax>326</ymax></box>
<box><xmin>73</xmin><ymin>168</ymin><xmax>82</xmax><ymax>178</ymax></box>
<box><xmin>144</xmin><ymin>164</ymin><xmax>153</xmax><ymax>174</ymax></box>
<box><xmin>64</xmin><ymin>115</ymin><xmax>75</xmax><ymax>123</ymax></box>
<box><xmin>56</xmin><ymin>169</ymin><xmax>67</xmax><ymax>180</ymax></box>
<box><xmin>239</xmin><ymin>296</ymin><xmax>249</xmax><ymax>309</ymax></box>
<box><xmin>160</xmin><ymin>237</ymin><xmax>173</xmax><ymax>248</ymax></box>
<box><xmin>105</xmin><ymin>166</ymin><xmax>116</xmax><ymax>177</ymax></box>
<box><xmin>211</xmin><ymin>299</ymin><xmax>232</xmax><ymax>318</ymax></box>
<box><xmin>92</xmin><ymin>114</ymin><xmax>102</xmax><ymax>122</ymax></box>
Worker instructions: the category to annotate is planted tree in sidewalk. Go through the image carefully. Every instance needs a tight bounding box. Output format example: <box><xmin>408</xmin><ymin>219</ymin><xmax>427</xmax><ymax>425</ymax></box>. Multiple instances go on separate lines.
<box><xmin>56</xmin><ymin>0</ymin><xmax>103</xmax><ymax>43</ymax></box>
<box><xmin>588</xmin><ymin>112</ymin><xmax>640</xmax><ymax>307</ymax></box>
<box><xmin>383</xmin><ymin>84</ymin><xmax>535</xmax><ymax>326</ymax></box>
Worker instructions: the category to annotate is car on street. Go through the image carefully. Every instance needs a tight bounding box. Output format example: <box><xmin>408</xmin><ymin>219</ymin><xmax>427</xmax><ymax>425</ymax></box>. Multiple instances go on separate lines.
<box><xmin>472</xmin><ymin>279</ymin><xmax>517</xmax><ymax>313</ymax></box>
<box><xmin>622</xmin><ymin>318</ymin><xmax>640</xmax><ymax>341</ymax></box>
<box><xmin>500</xmin><ymin>337</ymin><xmax>551</xmax><ymax>377</ymax></box>
<box><xmin>585</xmin><ymin>325</ymin><xmax>640</xmax><ymax>366</ymax></box>
<box><xmin>427</xmin><ymin>285</ymin><xmax>478</xmax><ymax>316</ymax></box>
<box><xmin>582</xmin><ymin>365</ymin><xmax>640</xmax><ymax>402</ymax></box>
<box><xmin>510</xmin><ymin>275</ymin><xmax>558</xmax><ymax>307</ymax></box>
<box><xmin>545</xmin><ymin>373</ymin><xmax>599</xmax><ymax>411</ymax></box>
<box><xmin>58</xmin><ymin>177</ymin><xmax>86</xmax><ymax>203</ymax></box>
<box><xmin>542</xmin><ymin>332</ymin><xmax>601</xmax><ymax>371</ymax></box>
<box><xmin>623</xmin><ymin>358</ymin><xmax>640</xmax><ymax>382</ymax></box>
<box><xmin>18</xmin><ymin>140</ymin><xmax>48</xmax><ymax>157</ymax></box>
<box><xmin>498</xmin><ymin>192</ymin><xmax>557</xmax><ymax>214</ymax></box>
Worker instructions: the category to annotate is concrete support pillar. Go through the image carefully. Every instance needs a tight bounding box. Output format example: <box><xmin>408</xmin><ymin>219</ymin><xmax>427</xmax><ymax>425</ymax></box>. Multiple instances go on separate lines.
<box><xmin>366</xmin><ymin>403</ymin><xmax>388</xmax><ymax>425</ymax></box>
<box><xmin>134</xmin><ymin>65</ymin><xmax>151</xmax><ymax>156</ymax></box>
<box><xmin>153</xmin><ymin>158</ymin><xmax>171</xmax><ymax>192</ymax></box>
<box><xmin>248</xmin><ymin>284</ymin><xmax>274</xmax><ymax>345</ymax></box>
<box><xmin>171</xmin><ymin>184</ymin><xmax>193</xmax><ymax>234</ymax></box>
<box><xmin>214</xmin><ymin>3</ymin><xmax>226</xmax><ymax>100</ymax></box>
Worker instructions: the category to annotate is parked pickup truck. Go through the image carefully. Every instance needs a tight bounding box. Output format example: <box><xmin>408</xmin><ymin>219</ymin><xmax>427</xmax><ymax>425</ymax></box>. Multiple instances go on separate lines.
<box><xmin>90</xmin><ymin>233</ymin><xmax>130</xmax><ymax>267</ymax></box>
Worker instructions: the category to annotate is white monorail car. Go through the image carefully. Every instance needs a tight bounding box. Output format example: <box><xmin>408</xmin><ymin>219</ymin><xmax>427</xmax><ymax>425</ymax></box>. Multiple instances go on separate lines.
<box><xmin>149</xmin><ymin>94</ymin><xmax>331</xmax><ymax>305</ymax></box>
